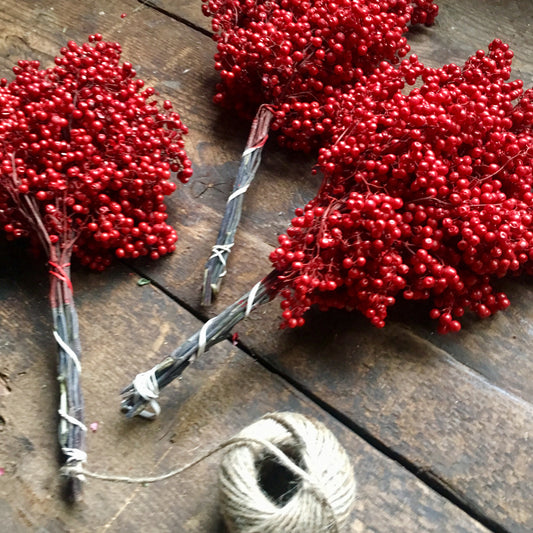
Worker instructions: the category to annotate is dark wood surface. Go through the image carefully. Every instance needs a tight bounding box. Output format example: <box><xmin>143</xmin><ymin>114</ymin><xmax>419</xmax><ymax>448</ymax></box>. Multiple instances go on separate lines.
<box><xmin>0</xmin><ymin>1</ymin><xmax>531</xmax><ymax>532</ymax></box>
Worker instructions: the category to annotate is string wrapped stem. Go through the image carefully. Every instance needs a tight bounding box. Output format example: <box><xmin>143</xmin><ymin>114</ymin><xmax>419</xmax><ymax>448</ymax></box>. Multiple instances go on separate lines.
<box><xmin>202</xmin><ymin>105</ymin><xmax>275</xmax><ymax>306</ymax></box>
<box><xmin>49</xmin><ymin>243</ymin><xmax>86</xmax><ymax>502</ymax></box>
<box><xmin>122</xmin><ymin>271</ymin><xmax>282</xmax><ymax>418</ymax></box>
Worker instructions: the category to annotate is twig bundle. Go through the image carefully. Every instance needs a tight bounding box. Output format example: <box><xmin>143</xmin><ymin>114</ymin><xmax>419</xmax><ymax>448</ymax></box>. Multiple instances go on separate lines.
<box><xmin>0</xmin><ymin>34</ymin><xmax>192</xmax><ymax>500</ymax></box>
<box><xmin>200</xmin><ymin>0</ymin><xmax>439</xmax><ymax>303</ymax></box>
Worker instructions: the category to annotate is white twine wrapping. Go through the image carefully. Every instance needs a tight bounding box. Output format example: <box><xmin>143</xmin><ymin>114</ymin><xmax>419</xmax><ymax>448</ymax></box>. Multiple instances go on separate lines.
<box><xmin>196</xmin><ymin>316</ymin><xmax>216</xmax><ymax>361</ymax></box>
<box><xmin>130</xmin><ymin>282</ymin><xmax>274</xmax><ymax>419</ymax></box>
<box><xmin>54</xmin><ymin>328</ymin><xmax>87</xmax><ymax>470</ymax></box>
<box><xmin>58</xmin><ymin>409</ymin><xmax>88</xmax><ymax>432</ymax></box>
<box><xmin>198</xmin><ymin>280</ymin><xmax>261</xmax><ymax>360</ymax></box>
<box><xmin>218</xmin><ymin>412</ymin><xmax>356</xmax><ymax>533</ymax></box>
<box><xmin>245</xmin><ymin>281</ymin><xmax>262</xmax><ymax>318</ymax></box>
<box><xmin>209</xmin><ymin>243</ymin><xmax>234</xmax><ymax>278</ymax></box>
<box><xmin>207</xmin><ymin>173</ymin><xmax>253</xmax><ymax>280</ymax></box>
<box><xmin>226</xmin><ymin>183</ymin><xmax>251</xmax><ymax>204</ymax></box>
<box><xmin>61</xmin><ymin>448</ymin><xmax>88</xmax><ymax>481</ymax></box>
<box><xmin>242</xmin><ymin>146</ymin><xmax>257</xmax><ymax>158</ymax></box>
<box><xmin>54</xmin><ymin>329</ymin><xmax>81</xmax><ymax>374</ymax></box>
<box><xmin>131</xmin><ymin>369</ymin><xmax>161</xmax><ymax>419</ymax></box>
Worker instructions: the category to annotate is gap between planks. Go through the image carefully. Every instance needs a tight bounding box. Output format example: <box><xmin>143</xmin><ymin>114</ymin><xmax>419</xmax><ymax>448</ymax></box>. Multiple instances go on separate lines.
<box><xmin>137</xmin><ymin>0</ymin><xmax>212</xmax><ymax>37</ymax></box>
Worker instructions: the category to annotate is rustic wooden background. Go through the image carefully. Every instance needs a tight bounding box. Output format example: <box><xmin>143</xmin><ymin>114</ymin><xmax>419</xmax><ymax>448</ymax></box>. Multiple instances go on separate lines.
<box><xmin>0</xmin><ymin>1</ymin><xmax>532</xmax><ymax>532</ymax></box>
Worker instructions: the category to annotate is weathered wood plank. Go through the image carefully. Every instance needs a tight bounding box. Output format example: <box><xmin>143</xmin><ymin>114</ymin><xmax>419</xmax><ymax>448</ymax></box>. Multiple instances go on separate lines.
<box><xmin>0</xmin><ymin>2</ymin><xmax>494</xmax><ymax>532</ymax></box>
<box><xmin>139</xmin><ymin>0</ymin><xmax>212</xmax><ymax>34</ymax></box>
<box><xmin>127</xmin><ymin>0</ymin><xmax>533</xmax><ymax>404</ymax></box>
<box><xmin>0</xmin><ymin>243</ymin><xmax>489</xmax><ymax>532</ymax></box>
<box><xmin>154</xmin><ymin>0</ymin><xmax>533</xmax><ymax>86</ymax></box>
<box><xmin>409</xmin><ymin>0</ymin><xmax>533</xmax><ymax>86</ymax></box>
<box><xmin>134</xmin><ymin>190</ymin><xmax>533</xmax><ymax>532</ymax></box>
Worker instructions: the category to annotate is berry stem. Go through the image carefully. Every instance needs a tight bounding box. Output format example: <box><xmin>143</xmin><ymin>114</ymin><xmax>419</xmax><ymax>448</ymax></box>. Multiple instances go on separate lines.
<box><xmin>122</xmin><ymin>270</ymin><xmax>282</xmax><ymax>418</ymax></box>
<box><xmin>202</xmin><ymin>105</ymin><xmax>274</xmax><ymax>305</ymax></box>
<box><xmin>49</xmin><ymin>243</ymin><xmax>86</xmax><ymax>502</ymax></box>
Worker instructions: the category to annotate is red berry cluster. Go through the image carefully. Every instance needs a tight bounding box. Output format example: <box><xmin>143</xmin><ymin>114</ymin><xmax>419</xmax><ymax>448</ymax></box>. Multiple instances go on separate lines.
<box><xmin>202</xmin><ymin>0</ymin><xmax>438</xmax><ymax>151</ymax></box>
<box><xmin>408</xmin><ymin>0</ymin><xmax>438</xmax><ymax>25</ymax></box>
<box><xmin>270</xmin><ymin>40</ymin><xmax>533</xmax><ymax>333</ymax></box>
<box><xmin>0</xmin><ymin>35</ymin><xmax>192</xmax><ymax>270</ymax></box>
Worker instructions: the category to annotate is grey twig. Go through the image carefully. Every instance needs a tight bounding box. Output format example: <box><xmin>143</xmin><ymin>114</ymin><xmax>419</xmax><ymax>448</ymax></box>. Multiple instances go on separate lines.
<box><xmin>202</xmin><ymin>105</ymin><xmax>275</xmax><ymax>306</ymax></box>
<box><xmin>49</xmin><ymin>247</ymin><xmax>86</xmax><ymax>502</ymax></box>
<box><xmin>122</xmin><ymin>271</ymin><xmax>281</xmax><ymax>418</ymax></box>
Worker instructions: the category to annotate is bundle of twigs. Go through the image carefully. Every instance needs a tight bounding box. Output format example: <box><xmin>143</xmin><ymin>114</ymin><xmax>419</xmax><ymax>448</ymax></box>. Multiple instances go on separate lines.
<box><xmin>200</xmin><ymin>0</ymin><xmax>439</xmax><ymax>304</ymax></box>
<box><xmin>0</xmin><ymin>35</ymin><xmax>191</xmax><ymax>500</ymax></box>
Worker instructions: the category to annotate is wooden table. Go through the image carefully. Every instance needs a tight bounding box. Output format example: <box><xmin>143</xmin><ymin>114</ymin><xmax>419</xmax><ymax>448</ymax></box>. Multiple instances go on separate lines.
<box><xmin>0</xmin><ymin>1</ymin><xmax>532</xmax><ymax>531</ymax></box>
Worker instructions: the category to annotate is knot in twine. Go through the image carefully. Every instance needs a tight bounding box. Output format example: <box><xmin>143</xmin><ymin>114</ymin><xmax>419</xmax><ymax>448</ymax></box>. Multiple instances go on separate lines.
<box><xmin>218</xmin><ymin>412</ymin><xmax>356</xmax><ymax>533</ymax></box>
<box><xmin>60</xmin><ymin>448</ymin><xmax>88</xmax><ymax>482</ymax></box>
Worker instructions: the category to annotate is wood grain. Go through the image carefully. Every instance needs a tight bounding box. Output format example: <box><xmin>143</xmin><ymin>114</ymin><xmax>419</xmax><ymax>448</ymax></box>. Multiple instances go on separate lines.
<box><xmin>154</xmin><ymin>0</ymin><xmax>533</xmax><ymax>85</ymax></box>
<box><xmin>140</xmin><ymin>0</ymin><xmax>212</xmax><ymax>34</ymax></box>
<box><xmin>109</xmin><ymin>1</ymin><xmax>533</xmax><ymax>531</ymax></box>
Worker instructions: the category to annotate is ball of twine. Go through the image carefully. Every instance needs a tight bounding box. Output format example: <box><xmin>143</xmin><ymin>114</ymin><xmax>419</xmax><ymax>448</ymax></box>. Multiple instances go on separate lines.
<box><xmin>218</xmin><ymin>412</ymin><xmax>356</xmax><ymax>533</ymax></box>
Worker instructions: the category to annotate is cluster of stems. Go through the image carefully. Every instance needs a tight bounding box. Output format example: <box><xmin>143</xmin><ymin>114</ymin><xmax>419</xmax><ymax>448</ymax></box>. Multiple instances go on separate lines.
<box><xmin>201</xmin><ymin>0</ymin><xmax>439</xmax><ymax>304</ymax></box>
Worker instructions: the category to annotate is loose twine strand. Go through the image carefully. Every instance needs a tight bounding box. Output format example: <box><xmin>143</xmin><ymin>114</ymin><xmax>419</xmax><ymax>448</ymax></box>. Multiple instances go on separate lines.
<box><xmin>61</xmin><ymin>412</ymin><xmax>356</xmax><ymax>533</ymax></box>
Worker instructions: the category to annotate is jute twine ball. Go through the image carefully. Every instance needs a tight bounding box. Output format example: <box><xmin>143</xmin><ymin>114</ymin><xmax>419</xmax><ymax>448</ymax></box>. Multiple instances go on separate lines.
<box><xmin>218</xmin><ymin>412</ymin><xmax>356</xmax><ymax>533</ymax></box>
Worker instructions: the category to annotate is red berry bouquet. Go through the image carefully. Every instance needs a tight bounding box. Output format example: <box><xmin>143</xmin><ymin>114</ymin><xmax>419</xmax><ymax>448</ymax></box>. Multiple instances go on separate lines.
<box><xmin>121</xmin><ymin>40</ymin><xmax>532</xmax><ymax>417</ymax></box>
<box><xmin>201</xmin><ymin>0</ymin><xmax>439</xmax><ymax>304</ymax></box>
<box><xmin>0</xmin><ymin>34</ymin><xmax>192</xmax><ymax>500</ymax></box>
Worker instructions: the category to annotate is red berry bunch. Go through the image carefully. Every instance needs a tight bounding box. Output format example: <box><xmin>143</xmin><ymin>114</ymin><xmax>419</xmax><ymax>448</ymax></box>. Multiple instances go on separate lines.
<box><xmin>0</xmin><ymin>34</ymin><xmax>192</xmax><ymax>270</ymax></box>
<box><xmin>407</xmin><ymin>0</ymin><xmax>438</xmax><ymax>25</ymax></box>
<box><xmin>202</xmin><ymin>0</ymin><xmax>438</xmax><ymax>151</ymax></box>
<box><xmin>270</xmin><ymin>40</ymin><xmax>533</xmax><ymax>333</ymax></box>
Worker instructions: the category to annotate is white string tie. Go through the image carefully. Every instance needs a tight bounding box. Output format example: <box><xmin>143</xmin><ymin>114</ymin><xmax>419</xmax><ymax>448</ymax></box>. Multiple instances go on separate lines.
<box><xmin>197</xmin><ymin>282</ymin><xmax>261</xmax><ymax>362</ymax></box>
<box><xmin>209</xmin><ymin>243</ymin><xmax>234</xmax><ymax>277</ymax></box>
<box><xmin>196</xmin><ymin>316</ymin><xmax>216</xmax><ymax>361</ymax></box>
<box><xmin>246</xmin><ymin>281</ymin><xmax>262</xmax><ymax>317</ymax></box>
<box><xmin>61</xmin><ymin>448</ymin><xmax>88</xmax><ymax>481</ymax></box>
<box><xmin>53</xmin><ymin>330</ymin><xmax>81</xmax><ymax>374</ymax></box>
<box><xmin>227</xmin><ymin>183</ymin><xmax>250</xmax><ymax>204</ymax></box>
<box><xmin>132</xmin><ymin>369</ymin><xmax>161</xmax><ymax>419</ymax></box>
<box><xmin>58</xmin><ymin>409</ymin><xmax>88</xmax><ymax>432</ymax></box>
<box><xmin>241</xmin><ymin>142</ymin><xmax>264</xmax><ymax>177</ymax></box>
<box><xmin>242</xmin><ymin>146</ymin><xmax>256</xmax><ymax>158</ymax></box>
